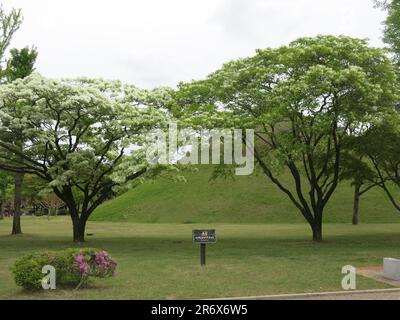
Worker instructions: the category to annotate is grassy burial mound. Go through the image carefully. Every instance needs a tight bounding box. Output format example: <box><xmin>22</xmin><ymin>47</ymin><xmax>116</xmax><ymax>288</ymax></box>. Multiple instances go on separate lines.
<box><xmin>92</xmin><ymin>166</ymin><xmax>400</xmax><ymax>224</ymax></box>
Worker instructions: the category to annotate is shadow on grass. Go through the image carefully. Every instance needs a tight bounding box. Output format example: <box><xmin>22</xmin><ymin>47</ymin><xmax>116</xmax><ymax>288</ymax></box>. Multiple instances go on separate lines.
<box><xmin>2</xmin><ymin>231</ymin><xmax>399</xmax><ymax>262</ymax></box>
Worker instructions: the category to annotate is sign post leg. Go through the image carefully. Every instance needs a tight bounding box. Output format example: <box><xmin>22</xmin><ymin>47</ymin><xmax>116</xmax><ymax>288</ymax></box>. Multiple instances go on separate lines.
<box><xmin>200</xmin><ymin>243</ymin><xmax>206</xmax><ymax>266</ymax></box>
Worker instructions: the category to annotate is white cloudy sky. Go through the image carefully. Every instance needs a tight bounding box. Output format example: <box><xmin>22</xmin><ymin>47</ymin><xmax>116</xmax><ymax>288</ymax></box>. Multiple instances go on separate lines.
<box><xmin>3</xmin><ymin>0</ymin><xmax>388</xmax><ymax>88</ymax></box>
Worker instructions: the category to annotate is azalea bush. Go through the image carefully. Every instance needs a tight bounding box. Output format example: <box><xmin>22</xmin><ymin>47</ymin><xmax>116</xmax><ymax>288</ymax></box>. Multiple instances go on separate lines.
<box><xmin>12</xmin><ymin>248</ymin><xmax>117</xmax><ymax>290</ymax></box>
<box><xmin>73</xmin><ymin>250</ymin><xmax>117</xmax><ymax>289</ymax></box>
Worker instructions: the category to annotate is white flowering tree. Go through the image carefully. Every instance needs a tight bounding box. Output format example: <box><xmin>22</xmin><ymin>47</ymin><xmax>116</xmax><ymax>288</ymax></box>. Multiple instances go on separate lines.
<box><xmin>0</xmin><ymin>74</ymin><xmax>168</xmax><ymax>242</ymax></box>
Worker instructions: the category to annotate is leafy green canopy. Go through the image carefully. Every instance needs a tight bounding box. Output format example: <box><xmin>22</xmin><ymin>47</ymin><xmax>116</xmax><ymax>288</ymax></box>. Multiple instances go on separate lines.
<box><xmin>175</xmin><ymin>35</ymin><xmax>398</xmax><ymax>241</ymax></box>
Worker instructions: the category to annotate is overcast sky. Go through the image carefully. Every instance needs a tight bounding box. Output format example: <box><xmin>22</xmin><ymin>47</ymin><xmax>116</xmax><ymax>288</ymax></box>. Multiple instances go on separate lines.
<box><xmin>3</xmin><ymin>0</ymin><xmax>388</xmax><ymax>88</ymax></box>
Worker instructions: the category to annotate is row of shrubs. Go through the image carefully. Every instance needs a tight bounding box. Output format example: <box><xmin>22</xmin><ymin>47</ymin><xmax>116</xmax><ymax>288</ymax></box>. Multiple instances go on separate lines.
<box><xmin>12</xmin><ymin>248</ymin><xmax>117</xmax><ymax>290</ymax></box>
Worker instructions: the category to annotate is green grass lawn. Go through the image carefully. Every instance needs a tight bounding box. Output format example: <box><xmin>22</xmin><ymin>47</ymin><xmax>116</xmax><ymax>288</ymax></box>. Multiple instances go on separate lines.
<box><xmin>0</xmin><ymin>216</ymin><xmax>399</xmax><ymax>299</ymax></box>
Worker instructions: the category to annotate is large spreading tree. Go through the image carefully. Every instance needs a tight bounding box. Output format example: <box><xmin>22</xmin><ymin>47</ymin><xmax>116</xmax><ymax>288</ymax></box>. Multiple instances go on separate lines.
<box><xmin>0</xmin><ymin>74</ymin><xmax>167</xmax><ymax>242</ymax></box>
<box><xmin>176</xmin><ymin>36</ymin><xmax>398</xmax><ymax>241</ymax></box>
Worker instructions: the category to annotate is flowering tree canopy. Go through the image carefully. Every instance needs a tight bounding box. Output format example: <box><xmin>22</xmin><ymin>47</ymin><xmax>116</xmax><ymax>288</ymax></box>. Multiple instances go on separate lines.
<box><xmin>0</xmin><ymin>73</ymin><xmax>168</xmax><ymax>242</ymax></box>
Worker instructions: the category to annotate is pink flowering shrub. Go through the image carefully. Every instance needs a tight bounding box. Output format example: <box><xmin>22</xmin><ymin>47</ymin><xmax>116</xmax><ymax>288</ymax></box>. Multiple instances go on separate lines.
<box><xmin>73</xmin><ymin>250</ymin><xmax>117</xmax><ymax>278</ymax></box>
<box><xmin>12</xmin><ymin>248</ymin><xmax>117</xmax><ymax>290</ymax></box>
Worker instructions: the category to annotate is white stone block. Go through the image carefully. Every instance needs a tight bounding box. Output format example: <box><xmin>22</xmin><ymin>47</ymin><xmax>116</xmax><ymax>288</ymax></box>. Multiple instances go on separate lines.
<box><xmin>383</xmin><ymin>258</ymin><xmax>400</xmax><ymax>281</ymax></box>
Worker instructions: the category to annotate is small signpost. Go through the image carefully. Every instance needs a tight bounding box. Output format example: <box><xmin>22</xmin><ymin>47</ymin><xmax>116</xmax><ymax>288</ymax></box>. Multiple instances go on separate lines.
<box><xmin>192</xmin><ymin>229</ymin><xmax>216</xmax><ymax>266</ymax></box>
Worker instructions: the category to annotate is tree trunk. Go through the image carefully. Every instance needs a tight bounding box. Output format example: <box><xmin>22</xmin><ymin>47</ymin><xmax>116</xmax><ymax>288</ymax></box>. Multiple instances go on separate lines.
<box><xmin>71</xmin><ymin>214</ymin><xmax>87</xmax><ymax>244</ymax></box>
<box><xmin>0</xmin><ymin>201</ymin><xmax>3</xmax><ymax>219</ymax></box>
<box><xmin>352</xmin><ymin>184</ymin><xmax>361</xmax><ymax>225</ymax></box>
<box><xmin>12</xmin><ymin>172</ymin><xmax>23</xmax><ymax>235</ymax></box>
<box><xmin>312</xmin><ymin>215</ymin><xmax>323</xmax><ymax>242</ymax></box>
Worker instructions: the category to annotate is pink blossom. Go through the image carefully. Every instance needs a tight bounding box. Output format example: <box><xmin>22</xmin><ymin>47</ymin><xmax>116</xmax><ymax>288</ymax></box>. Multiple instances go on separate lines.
<box><xmin>79</xmin><ymin>263</ymin><xmax>89</xmax><ymax>274</ymax></box>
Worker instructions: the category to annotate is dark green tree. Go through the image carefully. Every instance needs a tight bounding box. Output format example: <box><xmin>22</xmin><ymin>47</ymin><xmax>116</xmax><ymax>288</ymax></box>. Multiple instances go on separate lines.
<box><xmin>338</xmin><ymin>148</ymin><xmax>383</xmax><ymax>225</ymax></box>
<box><xmin>353</xmin><ymin>1</ymin><xmax>400</xmax><ymax>216</ymax></box>
<box><xmin>0</xmin><ymin>7</ymin><xmax>37</xmax><ymax>234</ymax></box>
<box><xmin>376</xmin><ymin>0</ymin><xmax>400</xmax><ymax>66</ymax></box>
<box><xmin>0</xmin><ymin>5</ymin><xmax>23</xmax><ymax>227</ymax></box>
<box><xmin>2</xmin><ymin>46</ymin><xmax>38</xmax><ymax>234</ymax></box>
<box><xmin>4</xmin><ymin>47</ymin><xmax>38</xmax><ymax>81</ymax></box>
<box><xmin>351</xmin><ymin>114</ymin><xmax>400</xmax><ymax>213</ymax></box>
<box><xmin>0</xmin><ymin>170</ymin><xmax>12</xmax><ymax>219</ymax></box>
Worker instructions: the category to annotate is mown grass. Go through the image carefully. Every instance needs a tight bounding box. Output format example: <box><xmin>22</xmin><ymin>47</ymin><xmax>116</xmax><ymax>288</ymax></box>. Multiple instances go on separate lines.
<box><xmin>0</xmin><ymin>216</ymin><xmax>399</xmax><ymax>299</ymax></box>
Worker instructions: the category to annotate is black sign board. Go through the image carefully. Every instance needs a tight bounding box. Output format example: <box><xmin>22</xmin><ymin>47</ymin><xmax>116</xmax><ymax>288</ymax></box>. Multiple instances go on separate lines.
<box><xmin>192</xmin><ymin>229</ymin><xmax>217</xmax><ymax>243</ymax></box>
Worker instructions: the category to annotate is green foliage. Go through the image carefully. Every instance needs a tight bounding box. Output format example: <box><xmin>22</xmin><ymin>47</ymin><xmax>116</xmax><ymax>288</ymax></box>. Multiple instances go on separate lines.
<box><xmin>12</xmin><ymin>248</ymin><xmax>115</xmax><ymax>290</ymax></box>
<box><xmin>4</xmin><ymin>46</ymin><xmax>38</xmax><ymax>82</ymax></box>
<box><xmin>353</xmin><ymin>112</ymin><xmax>400</xmax><ymax>211</ymax></box>
<box><xmin>0</xmin><ymin>6</ymin><xmax>28</xmax><ymax>205</ymax></box>
<box><xmin>175</xmin><ymin>35</ymin><xmax>398</xmax><ymax>240</ymax></box>
<box><xmin>21</xmin><ymin>174</ymin><xmax>48</xmax><ymax>205</ymax></box>
<box><xmin>12</xmin><ymin>252</ymin><xmax>50</xmax><ymax>290</ymax></box>
<box><xmin>377</xmin><ymin>0</ymin><xmax>400</xmax><ymax>66</ymax></box>
<box><xmin>0</xmin><ymin>170</ymin><xmax>12</xmax><ymax>202</ymax></box>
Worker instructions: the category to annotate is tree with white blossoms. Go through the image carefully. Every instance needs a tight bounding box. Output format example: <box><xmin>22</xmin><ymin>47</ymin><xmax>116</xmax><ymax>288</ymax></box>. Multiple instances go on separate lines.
<box><xmin>0</xmin><ymin>73</ymin><xmax>168</xmax><ymax>243</ymax></box>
